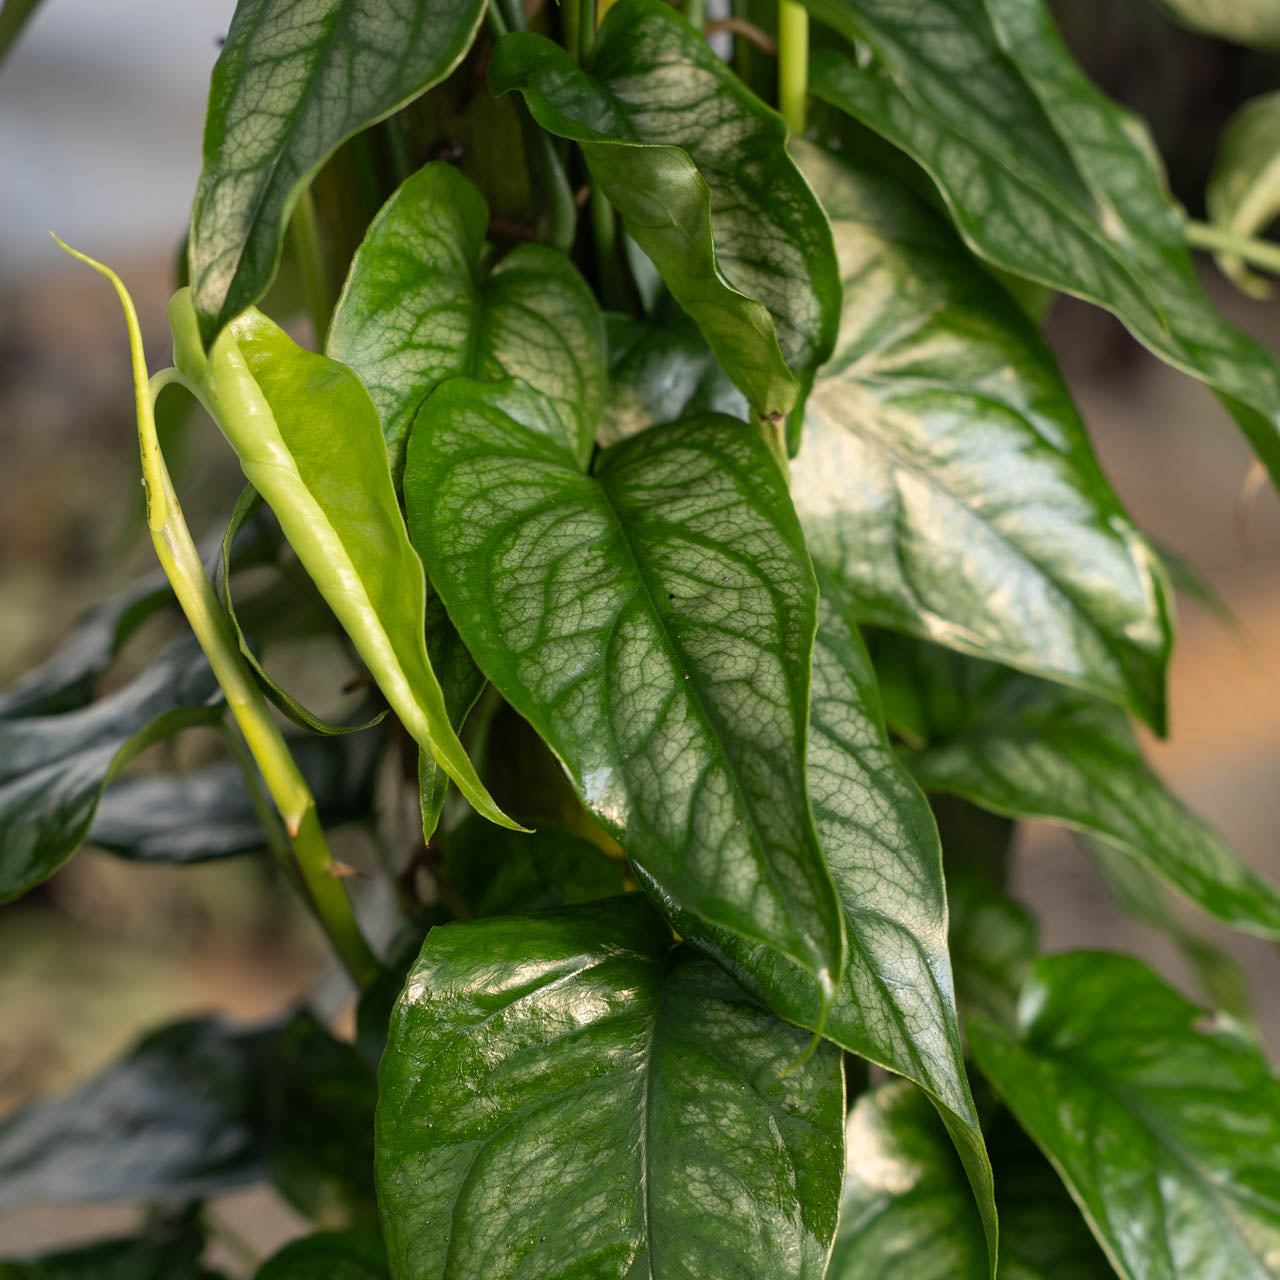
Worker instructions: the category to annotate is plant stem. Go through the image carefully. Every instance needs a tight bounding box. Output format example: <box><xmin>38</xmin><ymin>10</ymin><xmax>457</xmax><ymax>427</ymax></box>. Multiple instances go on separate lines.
<box><xmin>684</xmin><ymin>0</ymin><xmax>706</xmax><ymax>33</ymax></box>
<box><xmin>53</xmin><ymin>238</ymin><xmax>378</xmax><ymax>989</ymax></box>
<box><xmin>577</xmin><ymin>0</ymin><xmax>597</xmax><ymax>61</ymax></box>
<box><xmin>1185</xmin><ymin>220</ymin><xmax>1280</xmax><ymax>277</ymax></box>
<box><xmin>777</xmin><ymin>0</ymin><xmax>808</xmax><ymax>136</ymax></box>
<box><xmin>288</xmin><ymin>187</ymin><xmax>331</xmax><ymax>348</ymax></box>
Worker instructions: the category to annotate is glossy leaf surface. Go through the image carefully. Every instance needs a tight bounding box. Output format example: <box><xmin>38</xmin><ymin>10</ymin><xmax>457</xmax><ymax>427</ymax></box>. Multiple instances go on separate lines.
<box><xmin>665</xmin><ymin>576</ymin><xmax>995</xmax><ymax>1259</ymax></box>
<box><xmin>0</xmin><ymin>1216</ymin><xmax>222</xmax><ymax>1280</ymax></box>
<box><xmin>1152</xmin><ymin>0</ymin><xmax>1280</xmax><ymax>49</ymax></box>
<box><xmin>490</xmin><ymin>0</ymin><xmax>840</xmax><ymax>419</ymax></box>
<box><xmin>971</xmin><ymin>951</ymin><xmax>1280</xmax><ymax>1279</ymax></box>
<box><xmin>879</xmin><ymin>636</ymin><xmax>1280</xmax><ymax>939</ymax></box>
<box><xmin>376</xmin><ymin>897</ymin><xmax>845</xmax><ymax>1279</ymax></box>
<box><xmin>0</xmin><ymin>639</ymin><xmax>221</xmax><ymax>902</ymax></box>
<box><xmin>171</xmin><ymin>291</ymin><xmax>513</xmax><ymax>831</ymax></box>
<box><xmin>829</xmin><ymin>1080</ymin><xmax>1110</xmax><ymax>1280</ymax></box>
<box><xmin>88</xmin><ymin>729</ymin><xmax>381</xmax><ymax>863</ymax></box>
<box><xmin>442</xmin><ymin>817</ymin><xmax>625</xmax><ymax>917</ymax></box>
<box><xmin>790</xmin><ymin>141</ymin><xmax>1171</xmax><ymax>727</ymax></box>
<box><xmin>328</xmin><ymin>162</ymin><xmax>605</xmax><ymax>478</ymax></box>
<box><xmin>807</xmin><ymin>0</ymin><xmax>1280</xmax><ymax>489</ymax></box>
<box><xmin>254</xmin><ymin>1233</ymin><xmax>386</xmax><ymax>1280</ymax></box>
<box><xmin>405</xmin><ymin>377</ymin><xmax>846</xmax><ymax>1010</ymax></box>
<box><xmin>1207</xmin><ymin>91</ymin><xmax>1280</xmax><ymax>297</ymax></box>
<box><xmin>0</xmin><ymin>1017</ymin><xmax>271</xmax><ymax>1209</ymax></box>
<box><xmin>187</xmin><ymin>0</ymin><xmax>485</xmax><ymax>343</ymax></box>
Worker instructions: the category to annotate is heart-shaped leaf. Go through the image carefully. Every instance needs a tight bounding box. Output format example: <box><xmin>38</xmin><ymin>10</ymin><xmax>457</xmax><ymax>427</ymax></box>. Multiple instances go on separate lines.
<box><xmin>0</xmin><ymin>638</ymin><xmax>222</xmax><ymax>902</ymax></box>
<box><xmin>254</xmin><ymin>1233</ymin><xmax>386</xmax><ymax>1280</ymax></box>
<box><xmin>170</xmin><ymin>290</ymin><xmax>513</xmax><ymax>832</ymax></box>
<box><xmin>1206</xmin><ymin>91</ymin><xmax>1280</xmax><ymax>298</ymax></box>
<box><xmin>188</xmin><ymin>0</ymin><xmax>486</xmax><ymax>344</ymax></box>
<box><xmin>790</xmin><ymin>140</ymin><xmax>1172</xmax><ymax>729</ymax></box>
<box><xmin>830</xmin><ymin>1080</ymin><xmax>1111</xmax><ymax>1280</ymax></box>
<box><xmin>328</xmin><ymin>162</ymin><xmax>605</xmax><ymax>479</ymax></box>
<box><xmin>88</xmin><ymin>729</ymin><xmax>382</xmax><ymax>863</ymax></box>
<box><xmin>490</xmin><ymin>0</ymin><xmax>840</xmax><ymax>420</ymax></box>
<box><xmin>405</xmin><ymin>376</ymin><xmax>846</xmax><ymax>1016</ymax></box>
<box><xmin>970</xmin><ymin>951</ymin><xmax>1280</xmax><ymax>1280</ymax></box>
<box><xmin>807</xmin><ymin>0</ymin><xmax>1280</xmax><ymax>490</ymax></box>
<box><xmin>375</xmin><ymin>896</ymin><xmax>845</xmax><ymax>1279</ymax></box>
<box><xmin>875</xmin><ymin>635</ymin><xmax>1280</xmax><ymax>940</ymax></box>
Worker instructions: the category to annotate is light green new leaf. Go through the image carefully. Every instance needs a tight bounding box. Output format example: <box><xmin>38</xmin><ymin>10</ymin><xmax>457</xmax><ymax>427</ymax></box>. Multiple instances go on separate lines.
<box><xmin>170</xmin><ymin>290</ymin><xmax>515</xmax><ymax>831</ymax></box>
<box><xmin>790</xmin><ymin>141</ymin><xmax>1172</xmax><ymax>729</ymax></box>
<box><xmin>328</xmin><ymin>162</ymin><xmax>605</xmax><ymax>479</ymax></box>
<box><xmin>1151</xmin><ymin>0</ymin><xmax>1280</xmax><ymax>49</ymax></box>
<box><xmin>829</xmin><ymin>1080</ymin><xmax>1111</xmax><ymax>1280</ymax></box>
<box><xmin>254</xmin><ymin>1233</ymin><xmax>386</xmax><ymax>1280</ymax></box>
<box><xmin>376</xmin><ymin>897</ymin><xmax>845</xmax><ymax>1279</ymax></box>
<box><xmin>807</xmin><ymin>0</ymin><xmax>1280</xmax><ymax>490</ymax></box>
<box><xmin>877</xmin><ymin>636</ymin><xmax>1280</xmax><ymax>939</ymax></box>
<box><xmin>405</xmin><ymin>376</ymin><xmax>846</xmax><ymax>1015</ymax></box>
<box><xmin>1207</xmin><ymin>91</ymin><xmax>1280</xmax><ymax>298</ymax></box>
<box><xmin>489</xmin><ymin>0</ymin><xmax>840</xmax><ymax>420</ymax></box>
<box><xmin>664</xmin><ymin>575</ymin><xmax>995</xmax><ymax>1265</ymax></box>
<box><xmin>971</xmin><ymin>951</ymin><xmax>1280</xmax><ymax>1279</ymax></box>
<box><xmin>187</xmin><ymin>0</ymin><xmax>486</xmax><ymax>344</ymax></box>
<box><xmin>0</xmin><ymin>639</ymin><xmax>221</xmax><ymax>903</ymax></box>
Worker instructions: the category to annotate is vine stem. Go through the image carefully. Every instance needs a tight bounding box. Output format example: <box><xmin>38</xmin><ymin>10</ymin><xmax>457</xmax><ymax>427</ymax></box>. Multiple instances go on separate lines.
<box><xmin>1185</xmin><ymin>220</ymin><xmax>1280</xmax><ymax>277</ymax></box>
<box><xmin>53</xmin><ymin>236</ymin><xmax>379</xmax><ymax>990</ymax></box>
<box><xmin>777</xmin><ymin>0</ymin><xmax>809</xmax><ymax>136</ymax></box>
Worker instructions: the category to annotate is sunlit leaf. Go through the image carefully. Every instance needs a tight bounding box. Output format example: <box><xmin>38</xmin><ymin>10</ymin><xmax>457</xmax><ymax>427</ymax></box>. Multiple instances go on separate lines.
<box><xmin>376</xmin><ymin>897</ymin><xmax>845</xmax><ymax>1279</ymax></box>
<box><xmin>490</xmin><ymin>0</ymin><xmax>840</xmax><ymax>420</ymax></box>
<box><xmin>1151</xmin><ymin>0</ymin><xmax>1280</xmax><ymax>50</ymax></box>
<box><xmin>328</xmin><ymin>162</ymin><xmax>605</xmax><ymax>479</ymax></box>
<box><xmin>405</xmin><ymin>376</ymin><xmax>847</xmax><ymax>1013</ymax></box>
<box><xmin>188</xmin><ymin>0</ymin><xmax>486</xmax><ymax>343</ymax></box>
<box><xmin>971</xmin><ymin>951</ymin><xmax>1280</xmax><ymax>1279</ymax></box>
<box><xmin>790</xmin><ymin>140</ymin><xmax>1172</xmax><ymax>728</ymax></box>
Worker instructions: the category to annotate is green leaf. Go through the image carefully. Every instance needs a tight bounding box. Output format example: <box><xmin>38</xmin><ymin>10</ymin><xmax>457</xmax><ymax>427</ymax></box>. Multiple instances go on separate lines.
<box><xmin>0</xmin><ymin>1214</ymin><xmax>223</xmax><ymax>1280</ymax></box>
<box><xmin>663</xmin><ymin>575</ymin><xmax>995</xmax><ymax>1264</ymax></box>
<box><xmin>328</xmin><ymin>162</ymin><xmax>606</xmax><ymax>480</ymax></box>
<box><xmin>442</xmin><ymin>817</ymin><xmax>625</xmax><ymax>917</ymax></box>
<box><xmin>970</xmin><ymin>951</ymin><xmax>1280</xmax><ymax>1280</ymax></box>
<box><xmin>404</xmin><ymin>376</ymin><xmax>846</xmax><ymax>1012</ymax></box>
<box><xmin>376</xmin><ymin>896</ymin><xmax>845</xmax><ymax>1279</ymax></box>
<box><xmin>0</xmin><ymin>570</ymin><xmax>172</xmax><ymax>719</ymax></box>
<box><xmin>0</xmin><ymin>639</ymin><xmax>222</xmax><ymax>902</ymax></box>
<box><xmin>254</xmin><ymin>1233</ymin><xmax>386</xmax><ymax>1280</ymax></box>
<box><xmin>0</xmin><ymin>1017</ymin><xmax>272</xmax><ymax>1208</ymax></box>
<box><xmin>88</xmin><ymin>729</ymin><xmax>382</xmax><ymax>863</ymax></box>
<box><xmin>170</xmin><ymin>290</ymin><xmax>515</xmax><ymax>832</ymax></box>
<box><xmin>1150</xmin><ymin>0</ymin><xmax>1280</xmax><ymax>49</ymax></box>
<box><xmin>790</xmin><ymin>140</ymin><xmax>1172</xmax><ymax>728</ymax></box>
<box><xmin>489</xmin><ymin>0</ymin><xmax>840</xmax><ymax>420</ymax></box>
<box><xmin>829</xmin><ymin>1080</ymin><xmax>1111</xmax><ymax>1280</ymax></box>
<box><xmin>879</xmin><ymin>634</ymin><xmax>1280</xmax><ymax>940</ymax></box>
<box><xmin>807</xmin><ymin>0</ymin><xmax>1280</xmax><ymax>492</ymax></box>
<box><xmin>946</xmin><ymin>865</ymin><xmax>1037</xmax><ymax>1029</ymax></box>
<box><xmin>187</xmin><ymin>0</ymin><xmax>486</xmax><ymax>344</ymax></box>
<box><xmin>599</xmin><ymin>306</ymin><xmax>748</xmax><ymax>449</ymax></box>
<box><xmin>1083</xmin><ymin>836</ymin><xmax>1253</xmax><ymax>1021</ymax></box>
<box><xmin>1207</xmin><ymin>91</ymin><xmax>1280</xmax><ymax>298</ymax></box>
<box><xmin>218</xmin><ymin>487</ymin><xmax>387</xmax><ymax>737</ymax></box>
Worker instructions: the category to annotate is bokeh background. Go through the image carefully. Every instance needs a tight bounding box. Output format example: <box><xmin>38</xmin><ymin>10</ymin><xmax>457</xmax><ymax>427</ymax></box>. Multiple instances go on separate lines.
<box><xmin>1</xmin><ymin>0</ymin><xmax>1278</xmax><ymax>1270</ymax></box>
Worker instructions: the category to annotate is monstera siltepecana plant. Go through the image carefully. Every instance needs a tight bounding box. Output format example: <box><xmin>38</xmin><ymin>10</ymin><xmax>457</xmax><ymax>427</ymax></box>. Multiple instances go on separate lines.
<box><xmin>2</xmin><ymin>0</ymin><xmax>1280</xmax><ymax>1275</ymax></box>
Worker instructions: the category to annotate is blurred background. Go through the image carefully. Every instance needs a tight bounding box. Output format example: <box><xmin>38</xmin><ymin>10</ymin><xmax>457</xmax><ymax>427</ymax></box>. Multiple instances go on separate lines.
<box><xmin>0</xmin><ymin>0</ymin><xmax>1278</xmax><ymax>1271</ymax></box>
